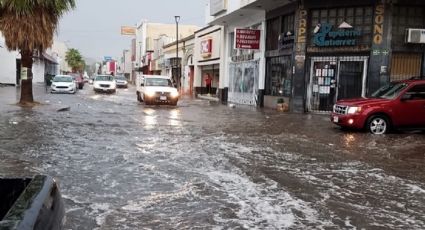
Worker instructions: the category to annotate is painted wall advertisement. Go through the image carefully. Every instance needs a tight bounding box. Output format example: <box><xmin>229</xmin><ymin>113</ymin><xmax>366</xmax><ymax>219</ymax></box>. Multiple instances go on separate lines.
<box><xmin>234</xmin><ymin>28</ymin><xmax>261</xmax><ymax>50</ymax></box>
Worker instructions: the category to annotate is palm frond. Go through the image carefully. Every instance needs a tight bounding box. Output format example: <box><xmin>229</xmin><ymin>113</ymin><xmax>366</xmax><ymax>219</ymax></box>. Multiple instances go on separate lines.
<box><xmin>0</xmin><ymin>0</ymin><xmax>75</xmax><ymax>52</ymax></box>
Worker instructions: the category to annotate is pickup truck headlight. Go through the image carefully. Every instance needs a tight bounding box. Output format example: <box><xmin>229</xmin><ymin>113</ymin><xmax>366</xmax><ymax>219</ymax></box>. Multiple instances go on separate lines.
<box><xmin>347</xmin><ymin>106</ymin><xmax>361</xmax><ymax>114</ymax></box>
<box><xmin>170</xmin><ymin>91</ymin><xmax>179</xmax><ymax>98</ymax></box>
<box><xmin>145</xmin><ymin>90</ymin><xmax>156</xmax><ymax>97</ymax></box>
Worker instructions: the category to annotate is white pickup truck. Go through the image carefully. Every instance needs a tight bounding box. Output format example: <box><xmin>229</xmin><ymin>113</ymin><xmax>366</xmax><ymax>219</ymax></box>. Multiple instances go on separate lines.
<box><xmin>136</xmin><ymin>75</ymin><xmax>179</xmax><ymax>106</ymax></box>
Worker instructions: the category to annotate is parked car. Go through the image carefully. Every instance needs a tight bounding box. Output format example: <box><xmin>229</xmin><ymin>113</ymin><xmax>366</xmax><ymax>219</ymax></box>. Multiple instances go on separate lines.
<box><xmin>136</xmin><ymin>75</ymin><xmax>179</xmax><ymax>106</ymax></box>
<box><xmin>115</xmin><ymin>75</ymin><xmax>128</xmax><ymax>88</ymax></box>
<box><xmin>70</xmin><ymin>73</ymin><xmax>84</xmax><ymax>89</ymax></box>
<box><xmin>50</xmin><ymin>75</ymin><xmax>77</xmax><ymax>94</ymax></box>
<box><xmin>93</xmin><ymin>75</ymin><xmax>116</xmax><ymax>93</ymax></box>
<box><xmin>331</xmin><ymin>78</ymin><xmax>425</xmax><ymax>134</ymax></box>
<box><xmin>0</xmin><ymin>175</ymin><xmax>65</xmax><ymax>230</ymax></box>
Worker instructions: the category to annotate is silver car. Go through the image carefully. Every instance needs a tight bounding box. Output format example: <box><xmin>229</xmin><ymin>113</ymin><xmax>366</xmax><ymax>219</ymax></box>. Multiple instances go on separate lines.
<box><xmin>115</xmin><ymin>75</ymin><xmax>128</xmax><ymax>88</ymax></box>
<box><xmin>50</xmin><ymin>75</ymin><xmax>77</xmax><ymax>94</ymax></box>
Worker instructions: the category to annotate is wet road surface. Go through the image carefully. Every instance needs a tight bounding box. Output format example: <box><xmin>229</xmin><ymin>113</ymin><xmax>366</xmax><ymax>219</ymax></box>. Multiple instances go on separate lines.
<box><xmin>1</xmin><ymin>84</ymin><xmax>425</xmax><ymax>229</ymax></box>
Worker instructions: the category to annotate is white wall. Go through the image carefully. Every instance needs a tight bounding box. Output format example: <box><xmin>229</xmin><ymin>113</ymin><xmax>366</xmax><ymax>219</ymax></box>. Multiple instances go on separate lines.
<box><xmin>32</xmin><ymin>59</ymin><xmax>45</xmax><ymax>83</ymax></box>
<box><xmin>0</xmin><ymin>47</ymin><xmax>18</xmax><ymax>85</ymax></box>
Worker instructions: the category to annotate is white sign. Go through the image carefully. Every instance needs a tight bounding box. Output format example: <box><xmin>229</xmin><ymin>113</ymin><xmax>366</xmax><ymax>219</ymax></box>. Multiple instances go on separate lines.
<box><xmin>210</xmin><ymin>0</ymin><xmax>226</xmax><ymax>16</ymax></box>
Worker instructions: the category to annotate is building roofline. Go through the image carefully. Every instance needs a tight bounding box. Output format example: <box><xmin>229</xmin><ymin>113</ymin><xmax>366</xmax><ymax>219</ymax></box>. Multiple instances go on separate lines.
<box><xmin>163</xmin><ymin>34</ymin><xmax>195</xmax><ymax>48</ymax></box>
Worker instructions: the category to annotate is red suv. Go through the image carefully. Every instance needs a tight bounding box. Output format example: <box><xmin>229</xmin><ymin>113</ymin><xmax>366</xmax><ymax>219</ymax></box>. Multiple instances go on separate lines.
<box><xmin>331</xmin><ymin>78</ymin><xmax>425</xmax><ymax>134</ymax></box>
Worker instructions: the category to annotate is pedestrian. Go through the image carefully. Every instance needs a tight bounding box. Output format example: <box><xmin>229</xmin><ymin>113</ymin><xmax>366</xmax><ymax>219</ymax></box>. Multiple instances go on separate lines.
<box><xmin>205</xmin><ymin>73</ymin><xmax>212</xmax><ymax>94</ymax></box>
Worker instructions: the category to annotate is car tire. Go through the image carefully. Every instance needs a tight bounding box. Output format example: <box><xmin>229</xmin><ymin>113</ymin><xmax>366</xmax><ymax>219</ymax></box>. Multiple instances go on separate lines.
<box><xmin>79</xmin><ymin>85</ymin><xmax>83</xmax><ymax>89</ymax></box>
<box><xmin>137</xmin><ymin>92</ymin><xmax>143</xmax><ymax>102</ymax></box>
<box><xmin>366</xmin><ymin>115</ymin><xmax>391</xmax><ymax>135</ymax></box>
<box><xmin>170</xmin><ymin>101</ymin><xmax>178</xmax><ymax>106</ymax></box>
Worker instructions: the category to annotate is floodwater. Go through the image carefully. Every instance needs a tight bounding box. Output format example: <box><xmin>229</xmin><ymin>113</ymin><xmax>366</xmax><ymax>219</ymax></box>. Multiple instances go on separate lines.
<box><xmin>0</xmin><ymin>84</ymin><xmax>425</xmax><ymax>229</ymax></box>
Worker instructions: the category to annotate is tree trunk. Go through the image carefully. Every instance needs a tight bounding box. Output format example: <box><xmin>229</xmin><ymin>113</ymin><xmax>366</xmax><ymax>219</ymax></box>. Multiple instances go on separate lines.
<box><xmin>20</xmin><ymin>50</ymin><xmax>34</xmax><ymax>104</ymax></box>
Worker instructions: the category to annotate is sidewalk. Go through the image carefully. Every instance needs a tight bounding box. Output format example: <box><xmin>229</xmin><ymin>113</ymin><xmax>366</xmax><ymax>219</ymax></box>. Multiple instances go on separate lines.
<box><xmin>197</xmin><ymin>93</ymin><xmax>219</xmax><ymax>102</ymax></box>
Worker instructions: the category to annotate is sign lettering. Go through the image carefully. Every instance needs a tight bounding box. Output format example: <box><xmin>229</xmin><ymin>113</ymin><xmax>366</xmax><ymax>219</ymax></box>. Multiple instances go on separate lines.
<box><xmin>297</xmin><ymin>10</ymin><xmax>307</xmax><ymax>44</ymax></box>
<box><xmin>373</xmin><ymin>4</ymin><xmax>385</xmax><ymax>45</ymax></box>
<box><xmin>234</xmin><ymin>28</ymin><xmax>261</xmax><ymax>50</ymax></box>
<box><xmin>313</xmin><ymin>23</ymin><xmax>362</xmax><ymax>47</ymax></box>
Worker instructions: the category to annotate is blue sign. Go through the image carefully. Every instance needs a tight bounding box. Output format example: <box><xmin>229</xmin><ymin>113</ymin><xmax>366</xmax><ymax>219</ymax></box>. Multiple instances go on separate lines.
<box><xmin>104</xmin><ymin>56</ymin><xmax>112</xmax><ymax>61</ymax></box>
<box><xmin>313</xmin><ymin>23</ymin><xmax>362</xmax><ymax>47</ymax></box>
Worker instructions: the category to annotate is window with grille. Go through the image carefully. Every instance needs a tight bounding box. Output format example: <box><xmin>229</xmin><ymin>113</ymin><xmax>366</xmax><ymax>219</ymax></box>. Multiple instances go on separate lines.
<box><xmin>266</xmin><ymin>14</ymin><xmax>295</xmax><ymax>51</ymax></box>
<box><xmin>392</xmin><ymin>6</ymin><xmax>425</xmax><ymax>46</ymax></box>
<box><xmin>309</xmin><ymin>6</ymin><xmax>373</xmax><ymax>46</ymax></box>
<box><xmin>265</xmin><ymin>56</ymin><xmax>292</xmax><ymax>96</ymax></box>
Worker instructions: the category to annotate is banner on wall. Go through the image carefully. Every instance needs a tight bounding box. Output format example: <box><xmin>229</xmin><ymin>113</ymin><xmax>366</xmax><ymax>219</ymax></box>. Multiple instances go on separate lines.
<box><xmin>228</xmin><ymin>61</ymin><xmax>259</xmax><ymax>105</ymax></box>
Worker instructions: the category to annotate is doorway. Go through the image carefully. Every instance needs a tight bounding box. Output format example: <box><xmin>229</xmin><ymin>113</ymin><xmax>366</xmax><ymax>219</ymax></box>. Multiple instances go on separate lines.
<box><xmin>308</xmin><ymin>56</ymin><xmax>368</xmax><ymax>112</ymax></box>
<box><xmin>16</xmin><ymin>59</ymin><xmax>21</xmax><ymax>86</ymax></box>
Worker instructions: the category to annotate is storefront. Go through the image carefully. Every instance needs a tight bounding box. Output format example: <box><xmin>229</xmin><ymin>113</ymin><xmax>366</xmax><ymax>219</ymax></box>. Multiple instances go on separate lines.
<box><xmin>194</xmin><ymin>25</ymin><xmax>224</xmax><ymax>98</ymax></box>
<box><xmin>288</xmin><ymin>0</ymin><xmax>425</xmax><ymax>113</ymax></box>
<box><xmin>227</xmin><ymin>19</ymin><xmax>266</xmax><ymax>106</ymax></box>
<box><xmin>264</xmin><ymin>4</ymin><xmax>296</xmax><ymax>108</ymax></box>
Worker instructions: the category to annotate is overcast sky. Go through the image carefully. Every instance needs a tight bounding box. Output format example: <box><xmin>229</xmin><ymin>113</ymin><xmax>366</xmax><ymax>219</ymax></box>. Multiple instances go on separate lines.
<box><xmin>57</xmin><ymin>0</ymin><xmax>207</xmax><ymax>62</ymax></box>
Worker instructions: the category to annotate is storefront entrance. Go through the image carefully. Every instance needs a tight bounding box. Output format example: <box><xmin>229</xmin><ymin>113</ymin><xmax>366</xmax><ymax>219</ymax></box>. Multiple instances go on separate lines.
<box><xmin>308</xmin><ymin>56</ymin><xmax>368</xmax><ymax>112</ymax></box>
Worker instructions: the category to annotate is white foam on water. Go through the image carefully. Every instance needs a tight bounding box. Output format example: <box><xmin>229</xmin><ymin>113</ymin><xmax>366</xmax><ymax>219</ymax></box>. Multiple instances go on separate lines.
<box><xmin>206</xmin><ymin>170</ymin><xmax>326</xmax><ymax>229</ymax></box>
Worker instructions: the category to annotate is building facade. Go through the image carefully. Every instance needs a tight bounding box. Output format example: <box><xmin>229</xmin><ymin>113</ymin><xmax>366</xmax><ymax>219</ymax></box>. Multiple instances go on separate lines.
<box><xmin>1</xmin><ymin>34</ymin><xmax>58</xmax><ymax>85</ymax></box>
<box><xmin>208</xmin><ymin>0</ymin><xmax>425</xmax><ymax>112</ymax></box>
<box><xmin>134</xmin><ymin>20</ymin><xmax>200</xmax><ymax>88</ymax></box>
<box><xmin>193</xmin><ymin>25</ymin><xmax>225</xmax><ymax>99</ymax></box>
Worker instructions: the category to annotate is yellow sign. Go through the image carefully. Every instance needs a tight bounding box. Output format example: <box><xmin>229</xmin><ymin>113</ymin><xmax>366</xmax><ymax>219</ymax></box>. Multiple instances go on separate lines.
<box><xmin>121</xmin><ymin>26</ymin><xmax>136</xmax><ymax>35</ymax></box>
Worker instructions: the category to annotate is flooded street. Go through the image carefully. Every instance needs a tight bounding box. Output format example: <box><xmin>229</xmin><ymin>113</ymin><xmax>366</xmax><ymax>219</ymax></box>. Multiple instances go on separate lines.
<box><xmin>1</xmin><ymin>84</ymin><xmax>425</xmax><ymax>229</ymax></box>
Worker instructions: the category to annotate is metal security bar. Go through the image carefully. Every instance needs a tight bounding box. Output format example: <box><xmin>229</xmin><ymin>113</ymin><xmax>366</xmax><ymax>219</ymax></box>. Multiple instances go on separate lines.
<box><xmin>308</xmin><ymin>56</ymin><xmax>368</xmax><ymax>113</ymax></box>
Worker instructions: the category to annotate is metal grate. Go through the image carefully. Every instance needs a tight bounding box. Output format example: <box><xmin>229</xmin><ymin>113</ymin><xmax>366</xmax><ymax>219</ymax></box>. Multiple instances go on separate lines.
<box><xmin>333</xmin><ymin>104</ymin><xmax>348</xmax><ymax>114</ymax></box>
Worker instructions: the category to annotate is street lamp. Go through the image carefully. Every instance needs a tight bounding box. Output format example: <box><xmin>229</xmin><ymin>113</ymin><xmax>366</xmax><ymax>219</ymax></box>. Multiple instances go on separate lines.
<box><xmin>175</xmin><ymin>15</ymin><xmax>180</xmax><ymax>90</ymax></box>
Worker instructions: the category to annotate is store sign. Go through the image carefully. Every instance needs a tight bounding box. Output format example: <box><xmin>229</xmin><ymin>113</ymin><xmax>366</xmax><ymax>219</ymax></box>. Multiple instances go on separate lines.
<box><xmin>313</xmin><ymin>23</ymin><xmax>362</xmax><ymax>47</ymax></box>
<box><xmin>373</xmin><ymin>4</ymin><xmax>385</xmax><ymax>45</ymax></box>
<box><xmin>234</xmin><ymin>28</ymin><xmax>261</xmax><ymax>50</ymax></box>
<box><xmin>278</xmin><ymin>31</ymin><xmax>295</xmax><ymax>49</ymax></box>
<box><xmin>121</xmin><ymin>26</ymin><xmax>136</xmax><ymax>35</ymax></box>
<box><xmin>201</xmin><ymin>39</ymin><xmax>212</xmax><ymax>58</ymax></box>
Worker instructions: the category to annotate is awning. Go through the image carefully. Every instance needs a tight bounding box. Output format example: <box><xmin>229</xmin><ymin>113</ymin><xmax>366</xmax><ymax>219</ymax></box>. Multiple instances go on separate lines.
<box><xmin>42</xmin><ymin>53</ymin><xmax>58</xmax><ymax>64</ymax></box>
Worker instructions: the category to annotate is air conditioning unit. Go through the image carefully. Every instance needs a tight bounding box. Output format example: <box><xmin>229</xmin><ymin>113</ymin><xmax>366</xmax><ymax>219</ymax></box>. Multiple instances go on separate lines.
<box><xmin>406</xmin><ymin>28</ymin><xmax>425</xmax><ymax>44</ymax></box>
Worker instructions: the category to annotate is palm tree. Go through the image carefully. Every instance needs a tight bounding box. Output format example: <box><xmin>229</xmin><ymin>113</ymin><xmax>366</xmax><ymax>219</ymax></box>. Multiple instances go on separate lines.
<box><xmin>0</xmin><ymin>0</ymin><xmax>75</xmax><ymax>105</ymax></box>
<box><xmin>65</xmin><ymin>48</ymin><xmax>85</xmax><ymax>73</ymax></box>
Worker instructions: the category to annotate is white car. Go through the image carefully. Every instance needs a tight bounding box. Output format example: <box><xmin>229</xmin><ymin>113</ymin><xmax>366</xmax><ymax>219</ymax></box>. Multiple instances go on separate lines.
<box><xmin>115</xmin><ymin>75</ymin><xmax>128</xmax><ymax>88</ymax></box>
<box><xmin>50</xmin><ymin>75</ymin><xmax>77</xmax><ymax>94</ymax></box>
<box><xmin>93</xmin><ymin>75</ymin><xmax>116</xmax><ymax>94</ymax></box>
<box><xmin>136</xmin><ymin>75</ymin><xmax>179</xmax><ymax>106</ymax></box>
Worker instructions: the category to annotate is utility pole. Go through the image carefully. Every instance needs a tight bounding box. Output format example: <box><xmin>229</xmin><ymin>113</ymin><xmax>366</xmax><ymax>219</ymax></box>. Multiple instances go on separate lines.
<box><xmin>175</xmin><ymin>16</ymin><xmax>180</xmax><ymax>90</ymax></box>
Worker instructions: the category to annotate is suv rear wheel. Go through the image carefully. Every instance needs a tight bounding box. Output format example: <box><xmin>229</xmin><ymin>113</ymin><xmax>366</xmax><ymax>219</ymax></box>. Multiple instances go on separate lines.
<box><xmin>367</xmin><ymin>115</ymin><xmax>390</xmax><ymax>135</ymax></box>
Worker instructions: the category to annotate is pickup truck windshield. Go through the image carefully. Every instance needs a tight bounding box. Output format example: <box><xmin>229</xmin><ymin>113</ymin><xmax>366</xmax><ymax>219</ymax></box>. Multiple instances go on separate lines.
<box><xmin>145</xmin><ymin>78</ymin><xmax>173</xmax><ymax>87</ymax></box>
<box><xmin>371</xmin><ymin>82</ymin><xmax>408</xmax><ymax>99</ymax></box>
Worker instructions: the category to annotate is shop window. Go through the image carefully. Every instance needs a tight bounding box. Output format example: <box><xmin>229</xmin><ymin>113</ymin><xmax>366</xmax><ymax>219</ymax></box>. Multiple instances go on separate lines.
<box><xmin>266</xmin><ymin>14</ymin><xmax>294</xmax><ymax>51</ymax></box>
<box><xmin>266</xmin><ymin>17</ymin><xmax>280</xmax><ymax>50</ymax></box>
<box><xmin>265</xmin><ymin>56</ymin><xmax>292</xmax><ymax>97</ymax></box>
<box><xmin>281</xmin><ymin>14</ymin><xmax>295</xmax><ymax>36</ymax></box>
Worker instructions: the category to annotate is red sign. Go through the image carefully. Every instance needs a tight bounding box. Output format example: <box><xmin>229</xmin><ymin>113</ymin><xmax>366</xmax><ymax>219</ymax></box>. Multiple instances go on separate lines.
<box><xmin>234</xmin><ymin>29</ymin><xmax>261</xmax><ymax>50</ymax></box>
<box><xmin>201</xmin><ymin>39</ymin><xmax>212</xmax><ymax>58</ymax></box>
